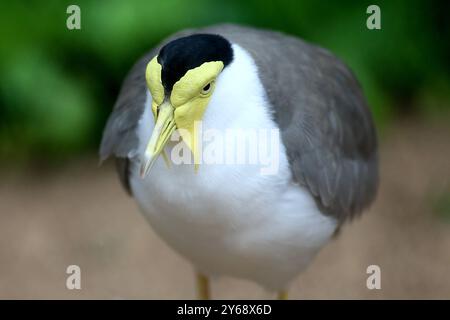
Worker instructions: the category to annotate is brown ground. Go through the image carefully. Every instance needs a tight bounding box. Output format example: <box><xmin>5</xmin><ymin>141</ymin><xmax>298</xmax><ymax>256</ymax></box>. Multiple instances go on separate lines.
<box><xmin>1</xmin><ymin>119</ymin><xmax>450</xmax><ymax>299</ymax></box>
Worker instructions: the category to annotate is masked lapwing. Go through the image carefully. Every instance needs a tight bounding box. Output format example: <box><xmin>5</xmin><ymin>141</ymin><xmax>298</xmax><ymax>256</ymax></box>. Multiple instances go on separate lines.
<box><xmin>100</xmin><ymin>24</ymin><xmax>378</xmax><ymax>299</ymax></box>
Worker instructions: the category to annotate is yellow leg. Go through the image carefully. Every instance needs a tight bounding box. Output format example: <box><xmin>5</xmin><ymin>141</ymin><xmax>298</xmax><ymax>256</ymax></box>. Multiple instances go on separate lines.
<box><xmin>277</xmin><ymin>290</ymin><xmax>288</xmax><ymax>300</ymax></box>
<box><xmin>196</xmin><ymin>272</ymin><xmax>210</xmax><ymax>300</ymax></box>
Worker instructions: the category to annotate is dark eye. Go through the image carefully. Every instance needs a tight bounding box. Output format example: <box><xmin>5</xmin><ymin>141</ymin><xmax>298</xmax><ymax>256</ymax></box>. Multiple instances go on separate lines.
<box><xmin>201</xmin><ymin>83</ymin><xmax>212</xmax><ymax>95</ymax></box>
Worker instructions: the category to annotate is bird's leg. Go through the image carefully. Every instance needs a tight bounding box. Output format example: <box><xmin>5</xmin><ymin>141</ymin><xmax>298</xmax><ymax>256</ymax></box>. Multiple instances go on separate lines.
<box><xmin>277</xmin><ymin>290</ymin><xmax>288</xmax><ymax>300</ymax></box>
<box><xmin>196</xmin><ymin>272</ymin><xmax>210</xmax><ymax>300</ymax></box>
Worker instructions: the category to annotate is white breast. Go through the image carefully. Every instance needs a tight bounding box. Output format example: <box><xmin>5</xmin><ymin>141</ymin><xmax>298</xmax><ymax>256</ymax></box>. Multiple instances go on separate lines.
<box><xmin>129</xmin><ymin>44</ymin><xmax>337</xmax><ymax>290</ymax></box>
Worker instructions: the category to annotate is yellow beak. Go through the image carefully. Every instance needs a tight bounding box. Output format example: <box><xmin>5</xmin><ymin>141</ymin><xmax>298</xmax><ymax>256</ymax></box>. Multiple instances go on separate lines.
<box><xmin>140</xmin><ymin>101</ymin><xmax>176</xmax><ymax>178</ymax></box>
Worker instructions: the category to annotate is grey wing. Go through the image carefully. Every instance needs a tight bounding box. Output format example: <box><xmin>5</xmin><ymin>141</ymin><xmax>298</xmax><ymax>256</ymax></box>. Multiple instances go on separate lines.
<box><xmin>99</xmin><ymin>50</ymin><xmax>153</xmax><ymax>195</ymax></box>
<box><xmin>283</xmin><ymin>62</ymin><xmax>379</xmax><ymax>222</ymax></box>
<box><xmin>99</xmin><ymin>29</ymin><xmax>197</xmax><ymax>195</ymax></box>
<box><xmin>205</xmin><ymin>24</ymin><xmax>379</xmax><ymax>222</ymax></box>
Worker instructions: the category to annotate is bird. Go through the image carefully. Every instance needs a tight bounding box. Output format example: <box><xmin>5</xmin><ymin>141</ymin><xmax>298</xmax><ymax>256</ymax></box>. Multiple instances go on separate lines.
<box><xmin>100</xmin><ymin>24</ymin><xmax>378</xmax><ymax>299</ymax></box>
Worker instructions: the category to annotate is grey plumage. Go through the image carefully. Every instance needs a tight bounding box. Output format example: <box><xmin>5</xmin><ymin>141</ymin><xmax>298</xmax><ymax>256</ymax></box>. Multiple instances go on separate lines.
<box><xmin>100</xmin><ymin>24</ymin><xmax>378</xmax><ymax>223</ymax></box>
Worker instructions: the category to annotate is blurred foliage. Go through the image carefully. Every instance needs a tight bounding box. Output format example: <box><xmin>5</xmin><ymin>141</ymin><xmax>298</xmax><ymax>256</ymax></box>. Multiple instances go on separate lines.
<box><xmin>431</xmin><ymin>188</ymin><xmax>450</xmax><ymax>223</ymax></box>
<box><xmin>0</xmin><ymin>0</ymin><xmax>449</xmax><ymax>162</ymax></box>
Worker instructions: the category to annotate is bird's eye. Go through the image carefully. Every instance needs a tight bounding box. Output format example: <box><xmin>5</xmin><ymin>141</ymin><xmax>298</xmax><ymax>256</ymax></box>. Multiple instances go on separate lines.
<box><xmin>201</xmin><ymin>82</ymin><xmax>212</xmax><ymax>95</ymax></box>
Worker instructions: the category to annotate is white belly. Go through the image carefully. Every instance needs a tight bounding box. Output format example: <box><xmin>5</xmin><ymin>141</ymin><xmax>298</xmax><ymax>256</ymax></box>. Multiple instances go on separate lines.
<box><xmin>129</xmin><ymin>44</ymin><xmax>337</xmax><ymax>290</ymax></box>
<box><xmin>130</xmin><ymin>153</ymin><xmax>337</xmax><ymax>290</ymax></box>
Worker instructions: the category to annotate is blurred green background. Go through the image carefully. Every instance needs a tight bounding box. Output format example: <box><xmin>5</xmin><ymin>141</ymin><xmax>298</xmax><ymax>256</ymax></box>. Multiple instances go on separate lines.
<box><xmin>0</xmin><ymin>0</ymin><xmax>449</xmax><ymax>163</ymax></box>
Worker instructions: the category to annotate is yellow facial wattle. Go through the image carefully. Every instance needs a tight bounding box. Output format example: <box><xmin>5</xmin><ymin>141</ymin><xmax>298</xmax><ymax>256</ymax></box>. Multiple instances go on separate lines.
<box><xmin>171</xmin><ymin>61</ymin><xmax>224</xmax><ymax>166</ymax></box>
<box><xmin>141</xmin><ymin>56</ymin><xmax>224</xmax><ymax>176</ymax></box>
<box><xmin>145</xmin><ymin>56</ymin><xmax>164</xmax><ymax>120</ymax></box>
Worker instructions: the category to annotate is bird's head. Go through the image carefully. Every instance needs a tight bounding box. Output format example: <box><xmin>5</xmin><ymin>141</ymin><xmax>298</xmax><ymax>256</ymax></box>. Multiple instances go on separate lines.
<box><xmin>141</xmin><ymin>34</ymin><xmax>233</xmax><ymax>177</ymax></box>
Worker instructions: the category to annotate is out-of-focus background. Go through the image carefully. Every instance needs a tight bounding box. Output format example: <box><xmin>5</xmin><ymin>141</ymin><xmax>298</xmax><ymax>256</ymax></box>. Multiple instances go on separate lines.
<box><xmin>1</xmin><ymin>1</ymin><xmax>449</xmax><ymax>299</ymax></box>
